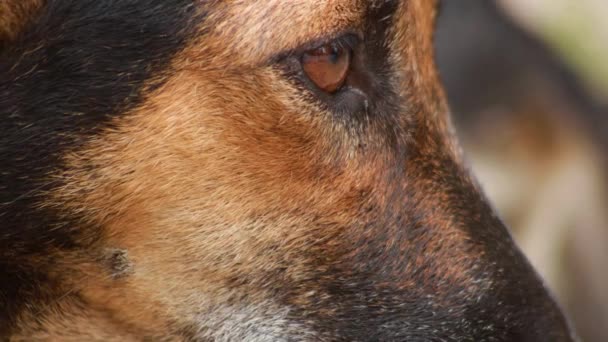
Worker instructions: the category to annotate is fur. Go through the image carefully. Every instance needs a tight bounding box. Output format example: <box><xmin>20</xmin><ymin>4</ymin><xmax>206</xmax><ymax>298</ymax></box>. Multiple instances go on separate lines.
<box><xmin>1</xmin><ymin>1</ymin><xmax>575</xmax><ymax>340</ymax></box>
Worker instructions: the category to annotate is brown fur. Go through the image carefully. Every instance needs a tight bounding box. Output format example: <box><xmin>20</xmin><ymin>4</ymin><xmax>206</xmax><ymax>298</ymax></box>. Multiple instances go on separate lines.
<box><xmin>15</xmin><ymin>1</ymin><xmax>450</xmax><ymax>337</ymax></box>
<box><xmin>0</xmin><ymin>0</ymin><xmax>43</xmax><ymax>45</ymax></box>
<box><xmin>2</xmin><ymin>0</ymin><xmax>574</xmax><ymax>340</ymax></box>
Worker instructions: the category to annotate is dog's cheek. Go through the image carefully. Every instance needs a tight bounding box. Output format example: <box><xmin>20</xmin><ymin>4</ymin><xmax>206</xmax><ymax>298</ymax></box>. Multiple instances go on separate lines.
<box><xmin>46</xmin><ymin>63</ymin><xmax>350</xmax><ymax>330</ymax></box>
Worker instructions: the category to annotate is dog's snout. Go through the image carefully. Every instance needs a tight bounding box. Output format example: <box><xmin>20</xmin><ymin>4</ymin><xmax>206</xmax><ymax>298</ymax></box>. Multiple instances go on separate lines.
<box><xmin>463</xmin><ymin>232</ymin><xmax>575</xmax><ymax>342</ymax></box>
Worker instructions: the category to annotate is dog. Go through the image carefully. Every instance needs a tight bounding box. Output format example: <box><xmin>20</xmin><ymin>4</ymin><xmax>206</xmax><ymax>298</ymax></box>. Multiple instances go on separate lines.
<box><xmin>1</xmin><ymin>1</ymin><xmax>575</xmax><ymax>340</ymax></box>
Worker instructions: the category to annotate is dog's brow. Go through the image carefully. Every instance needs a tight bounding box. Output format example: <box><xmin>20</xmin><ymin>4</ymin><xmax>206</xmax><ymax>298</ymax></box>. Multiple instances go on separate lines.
<box><xmin>208</xmin><ymin>0</ymin><xmax>366</xmax><ymax>65</ymax></box>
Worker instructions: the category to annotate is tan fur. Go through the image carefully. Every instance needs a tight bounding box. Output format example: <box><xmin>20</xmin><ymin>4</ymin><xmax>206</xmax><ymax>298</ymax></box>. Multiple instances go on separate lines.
<box><xmin>205</xmin><ymin>0</ymin><xmax>367</xmax><ymax>67</ymax></box>
<box><xmin>0</xmin><ymin>0</ymin><xmax>43</xmax><ymax>44</ymax></box>
<box><xmin>9</xmin><ymin>1</ymin><xmax>557</xmax><ymax>339</ymax></box>
<box><xmin>9</xmin><ymin>2</ymin><xmax>450</xmax><ymax>338</ymax></box>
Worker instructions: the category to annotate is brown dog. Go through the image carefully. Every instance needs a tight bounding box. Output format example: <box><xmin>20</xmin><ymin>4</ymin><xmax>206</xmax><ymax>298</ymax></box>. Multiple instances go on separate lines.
<box><xmin>1</xmin><ymin>1</ymin><xmax>575</xmax><ymax>340</ymax></box>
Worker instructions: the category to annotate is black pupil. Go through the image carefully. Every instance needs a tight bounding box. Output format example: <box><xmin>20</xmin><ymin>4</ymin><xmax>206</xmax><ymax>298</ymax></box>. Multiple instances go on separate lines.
<box><xmin>329</xmin><ymin>45</ymin><xmax>341</xmax><ymax>64</ymax></box>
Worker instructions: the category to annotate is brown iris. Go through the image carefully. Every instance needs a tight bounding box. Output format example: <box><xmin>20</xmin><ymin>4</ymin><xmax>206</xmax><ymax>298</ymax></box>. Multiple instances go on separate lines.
<box><xmin>302</xmin><ymin>41</ymin><xmax>352</xmax><ymax>94</ymax></box>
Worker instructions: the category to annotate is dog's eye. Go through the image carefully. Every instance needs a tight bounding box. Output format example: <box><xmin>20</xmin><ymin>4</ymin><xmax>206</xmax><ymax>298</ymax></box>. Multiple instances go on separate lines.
<box><xmin>302</xmin><ymin>41</ymin><xmax>352</xmax><ymax>94</ymax></box>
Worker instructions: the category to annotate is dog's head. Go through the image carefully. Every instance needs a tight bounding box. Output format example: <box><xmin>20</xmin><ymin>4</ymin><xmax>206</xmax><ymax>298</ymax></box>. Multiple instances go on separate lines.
<box><xmin>1</xmin><ymin>0</ymin><xmax>574</xmax><ymax>340</ymax></box>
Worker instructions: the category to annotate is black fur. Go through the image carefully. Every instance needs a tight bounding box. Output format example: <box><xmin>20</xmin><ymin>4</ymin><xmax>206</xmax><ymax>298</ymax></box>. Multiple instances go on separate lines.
<box><xmin>289</xmin><ymin>150</ymin><xmax>572</xmax><ymax>341</ymax></box>
<box><xmin>0</xmin><ymin>0</ymin><xmax>201</xmax><ymax>334</ymax></box>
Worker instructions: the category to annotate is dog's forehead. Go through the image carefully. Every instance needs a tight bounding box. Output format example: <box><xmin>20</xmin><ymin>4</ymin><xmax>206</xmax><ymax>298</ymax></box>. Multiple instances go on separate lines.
<box><xmin>198</xmin><ymin>0</ymin><xmax>428</xmax><ymax>65</ymax></box>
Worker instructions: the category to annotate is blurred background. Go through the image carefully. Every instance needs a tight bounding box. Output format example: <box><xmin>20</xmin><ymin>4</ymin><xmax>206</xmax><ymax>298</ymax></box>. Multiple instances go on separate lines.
<box><xmin>435</xmin><ymin>1</ymin><xmax>608</xmax><ymax>341</ymax></box>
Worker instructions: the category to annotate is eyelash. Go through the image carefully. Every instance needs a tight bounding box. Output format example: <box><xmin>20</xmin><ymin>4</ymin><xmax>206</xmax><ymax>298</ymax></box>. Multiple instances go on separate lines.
<box><xmin>274</xmin><ymin>32</ymin><xmax>361</xmax><ymax>62</ymax></box>
<box><xmin>324</xmin><ymin>34</ymin><xmax>360</xmax><ymax>54</ymax></box>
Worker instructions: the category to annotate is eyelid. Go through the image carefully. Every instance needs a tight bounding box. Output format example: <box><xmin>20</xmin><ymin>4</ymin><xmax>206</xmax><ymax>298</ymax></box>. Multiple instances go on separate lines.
<box><xmin>325</xmin><ymin>34</ymin><xmax>359</xmax><ymax>53</ymax></box>
<box><xmin>271</xmin><ymin>32</ymin><xmax>362</xmax><ymax>64</ymax></box>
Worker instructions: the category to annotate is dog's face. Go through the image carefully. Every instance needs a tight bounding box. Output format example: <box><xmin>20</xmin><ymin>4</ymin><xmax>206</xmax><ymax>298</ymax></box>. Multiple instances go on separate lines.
<box><xmin>1</xmin><ymin>1</ymin><xmax>574</xmax><ymax>340</ymax></box>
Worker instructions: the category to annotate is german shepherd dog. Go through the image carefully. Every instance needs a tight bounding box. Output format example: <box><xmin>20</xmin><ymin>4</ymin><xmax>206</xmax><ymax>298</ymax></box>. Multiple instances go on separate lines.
<box><xmin>1</xmin><ymin>1</ymin><xmax>575</xmax><ymax>340</ymax></box>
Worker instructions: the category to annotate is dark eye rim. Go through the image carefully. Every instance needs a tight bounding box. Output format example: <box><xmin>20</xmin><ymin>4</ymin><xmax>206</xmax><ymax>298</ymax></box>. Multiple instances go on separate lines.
<box><xmin>273</xmin><ymin>32</ymin><xmax>361</xmax><ymax>63</ymax></box>
<box><xmin>303</xmin><ymin>34</ymin><xmax>359</xmax><ymax>59</ymax></box>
